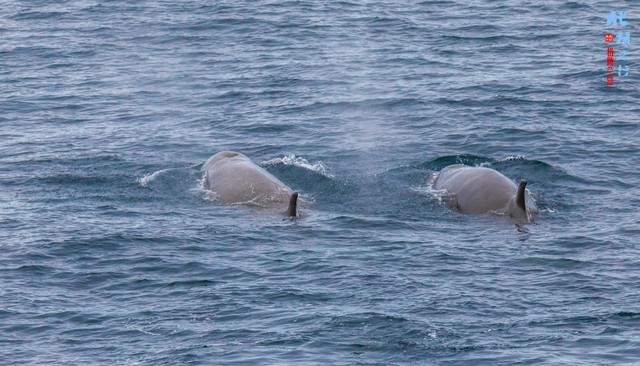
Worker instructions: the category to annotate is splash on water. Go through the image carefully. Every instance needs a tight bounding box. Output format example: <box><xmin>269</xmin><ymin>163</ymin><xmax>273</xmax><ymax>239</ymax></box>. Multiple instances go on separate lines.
<box><xmin>137</xmin><ymin>169</ymin><xmax>171</xmax><ymax>188</ymax></box>
<box><xmin>262</xmin><ymin>154</ymin><xmax>333</xmax><ymax>178</ymax></box>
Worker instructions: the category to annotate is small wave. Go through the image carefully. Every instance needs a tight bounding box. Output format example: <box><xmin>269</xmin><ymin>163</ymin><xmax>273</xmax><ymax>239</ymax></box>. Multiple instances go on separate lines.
<box><xmin>500</xmin><ymin>155</ymin><xmax>527</xmax><ymax>161</ymax></box>
<box><xmin>137</xmin><ymin>169</ymin><xmax>170</xmax><ymax>188</ymax></box>
<box><xmin>10</xmin><ymin>11</ymin><xmax>67</xmax><ymax>21</ymax></box>
<box><xmin>479</xmin><ymin>155</ymin><xmax>526</xmax><ymax>167</ymax></box>
<box><xmin>285</xmin><ymin>98</ymin><xmax>425</xmax><ymax>114</ymax></box>
<box><xmin>30</xmin><ymin>173</ymin><xmax>111</xmax><ymax>185</ymax></box>
<box><xmin>262</xmin><ymin>154</ymin><xmax>333</xmax><ymax>178</ymax></box>
<box><xmin>137</xmin><ymin>168</ymin><xmax>201</xmax><ymax>203</ymax></box>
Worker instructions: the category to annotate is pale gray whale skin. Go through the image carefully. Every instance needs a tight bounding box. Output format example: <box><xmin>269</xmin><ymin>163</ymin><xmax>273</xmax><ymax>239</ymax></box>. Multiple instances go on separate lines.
<box><xmin>433</xmin><ymin>164</ymin><xmax>534</xmax><ymax>222</ymax></box>
<box><xmin>203</xmin><ymin>151</ymin><xmax>298</xmax><ymax>217</ymax></box>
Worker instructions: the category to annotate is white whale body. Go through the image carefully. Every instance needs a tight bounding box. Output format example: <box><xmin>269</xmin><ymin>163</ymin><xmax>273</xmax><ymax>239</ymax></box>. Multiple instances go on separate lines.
<box><xmin>203</xmin><ymin>151</ymin><xmax>298</xmax><ymax>217</ymax></box>
<box><xmin>433</xmin><ymin>164</ymin><xmax>535</xmax><ymax>222</ymax></box>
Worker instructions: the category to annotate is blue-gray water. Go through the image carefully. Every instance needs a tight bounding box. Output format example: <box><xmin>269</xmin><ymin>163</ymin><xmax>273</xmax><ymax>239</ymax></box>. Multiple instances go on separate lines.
<box><xmin>2</xmin><ymin>1</ymin><xmax>639</xmax><ymax>365</ymax></box>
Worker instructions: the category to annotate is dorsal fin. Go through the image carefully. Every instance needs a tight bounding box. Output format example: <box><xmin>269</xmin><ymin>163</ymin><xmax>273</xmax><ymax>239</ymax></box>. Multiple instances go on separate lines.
<box><xmin>287</xmin><ymin>192</ymin><xmax>298</xmax><ymax>217</ymax></box>
<box><xmin>516</xmin><ymin>180</ymin><xmax>527</xmax><ymax>210</ymax></box>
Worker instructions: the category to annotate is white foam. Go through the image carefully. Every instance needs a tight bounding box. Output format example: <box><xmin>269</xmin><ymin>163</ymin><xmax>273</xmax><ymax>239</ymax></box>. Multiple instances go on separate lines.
<box><xmin>262</xmin><ymin>154</ymin><xmax>333</xmax><ymax>178</ymax></box>
<box><xmin>479</xmin><ymin>155</ymin><xmax>527</xmax><ymax>167</ymax></box>
<box><xmin>410</xmin><ymin>172</ymin><xmax>450</xmax><ymax>204</ymax></box>
<box><xmin>502</xmin><ymin>154</ymin><xmax>527</xmax><ymax>161</ymax></box>
<box><xmin>136</xmin><ymin>169</ymin><xmax>170</xmax><ymax>188</ymax></box>
<box><xmin>196</xmin><ymin>175</ymin><xmax>219</xmax><ymax>202</ymax></box>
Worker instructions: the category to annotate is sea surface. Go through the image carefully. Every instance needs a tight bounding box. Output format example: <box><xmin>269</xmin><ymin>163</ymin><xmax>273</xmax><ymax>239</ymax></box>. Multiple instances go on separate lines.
<box><xmin>2</xmin><ymin>1</ymin><xmax>640</xmax><ymax>365</ymax></box>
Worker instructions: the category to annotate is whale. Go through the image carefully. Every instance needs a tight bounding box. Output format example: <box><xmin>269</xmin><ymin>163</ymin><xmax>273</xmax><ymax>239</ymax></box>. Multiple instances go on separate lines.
<box><xmin>203</xmin><ymin>151</ymin><xmax>299</xmax><ymax>217</ymax></box>
<box><xmin>432</xmin><ymin>164</ymin><xmax>535</xmax><ymax>222</ymax></box>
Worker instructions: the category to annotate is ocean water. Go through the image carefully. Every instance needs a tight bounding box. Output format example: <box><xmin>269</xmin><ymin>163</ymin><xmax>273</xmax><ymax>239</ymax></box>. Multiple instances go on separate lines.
<box><xmin>2</xmin><ymin>0</ymin><xmax>639</xmax><ymax>364</ymax></box>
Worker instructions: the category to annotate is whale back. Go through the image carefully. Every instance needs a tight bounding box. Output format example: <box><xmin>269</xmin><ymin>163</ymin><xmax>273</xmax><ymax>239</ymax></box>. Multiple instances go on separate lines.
<box><xmin>434</xmin><ymin>166</ymin><xmax>528</xmax><ymax>219</ymax></box>
<box><xmin>204</xmin><ymin>151</ymin><xmax>293</xmax><ymax>206</ymax></box>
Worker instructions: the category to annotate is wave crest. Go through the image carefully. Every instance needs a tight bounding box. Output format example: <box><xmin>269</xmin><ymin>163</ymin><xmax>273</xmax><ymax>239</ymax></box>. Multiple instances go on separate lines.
<box><xmin>262</xmin><ymin>154</ymin><xmax>333</xmax><ymax>178</ymax></box>
<box><xmin>136</xmin><ymin>169</ymin><xmax>171</xmax><ymax>188</ymax></box>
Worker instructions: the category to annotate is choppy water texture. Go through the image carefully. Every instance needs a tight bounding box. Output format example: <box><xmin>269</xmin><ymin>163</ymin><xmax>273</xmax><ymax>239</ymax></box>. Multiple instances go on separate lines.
<box><xmin>2</xmin><ymin>1</ymin><xmax>640</xmax><ymax>365</ymax></box>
